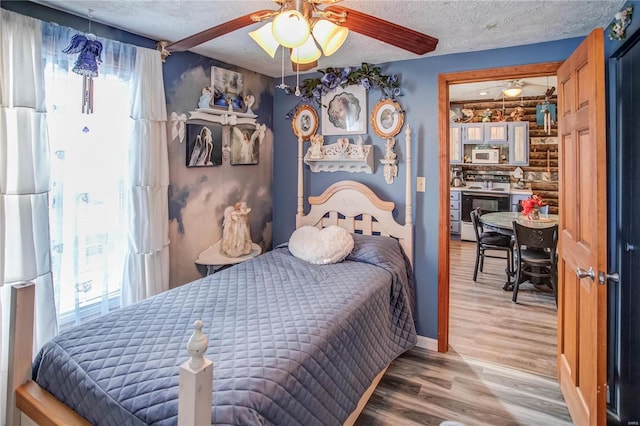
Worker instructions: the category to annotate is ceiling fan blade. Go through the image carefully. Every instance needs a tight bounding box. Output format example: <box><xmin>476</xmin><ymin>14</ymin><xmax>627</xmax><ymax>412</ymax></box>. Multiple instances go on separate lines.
<box><xmin>165</xmin><ymin>11</ymin><xmax>273</xmax><ymax>52</ymax></box>
<box><xmin>324</xmin><ymin>6</ymin><xmax>438</xmax><ymax>55</ymax></box>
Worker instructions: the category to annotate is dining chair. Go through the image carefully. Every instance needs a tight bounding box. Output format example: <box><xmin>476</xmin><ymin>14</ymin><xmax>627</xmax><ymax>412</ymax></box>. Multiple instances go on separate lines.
<box><xmin>470</xmin><ymin>208</ymin><xmax>514</xmax><ymax>288</ymax></box>
<box><xmin>511</xmin><ymin>221</ymin><xmax>559</xmax><ymax>304</ymax></box>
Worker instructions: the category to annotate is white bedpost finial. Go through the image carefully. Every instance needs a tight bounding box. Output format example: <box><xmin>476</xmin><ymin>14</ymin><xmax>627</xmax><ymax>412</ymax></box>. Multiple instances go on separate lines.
<box><xmin>187</xmin><ymin>320</ymin><xmax>208</xmax><ymax>370</ymax></box>
<box><xmin>179</xmin><ymin>320</ymin><xmax>213</xmax><ymax>426</ymax></box>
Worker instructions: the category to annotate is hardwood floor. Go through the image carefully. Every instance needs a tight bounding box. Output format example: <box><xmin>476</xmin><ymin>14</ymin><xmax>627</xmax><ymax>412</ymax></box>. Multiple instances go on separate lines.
<box><xmin>449</xmin><ymin>239</ymin><xmax>558</xmax><ymax>379</ymax></box>
<box><xmin>354</xmin><ymin>239</ymin><xmax>570</xmax><ymax>425</ymax></box>
<box><xmin>356</xmin><ymin>347</ymin><xmax>571</xmax><ymax>426</ymax></box>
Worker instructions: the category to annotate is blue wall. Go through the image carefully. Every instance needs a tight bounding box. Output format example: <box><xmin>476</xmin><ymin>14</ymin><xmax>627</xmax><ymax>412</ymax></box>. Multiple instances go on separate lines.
<box><xmin>273</xmin><ymin>38</ymin><xmax>584</xmax><ymax>338</ymax></box>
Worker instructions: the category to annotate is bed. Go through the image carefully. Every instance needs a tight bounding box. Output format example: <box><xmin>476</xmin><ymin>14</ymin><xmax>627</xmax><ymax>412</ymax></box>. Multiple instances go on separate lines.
<box><xmin>10</xmin><ymin>127</ymin><xmax>416</xmax><ymax>425</ymax></box>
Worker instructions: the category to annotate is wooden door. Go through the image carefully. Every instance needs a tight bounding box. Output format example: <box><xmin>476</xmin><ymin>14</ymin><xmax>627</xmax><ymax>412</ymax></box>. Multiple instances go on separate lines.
<box><xmin>557</xmin><ymin>28</ymin><xmax>607</xmax><ymax>426</ymax></box>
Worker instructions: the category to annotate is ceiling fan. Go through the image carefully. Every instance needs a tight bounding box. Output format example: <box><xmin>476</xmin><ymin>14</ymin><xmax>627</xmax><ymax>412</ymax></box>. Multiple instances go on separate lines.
<box><xmin>159</xmin><ymin>0</ymin><xmax>439</xmax><ymax>70</ymax></box>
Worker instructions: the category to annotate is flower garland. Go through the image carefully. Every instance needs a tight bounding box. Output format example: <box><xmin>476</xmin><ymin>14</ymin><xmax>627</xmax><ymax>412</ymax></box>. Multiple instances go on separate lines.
<box><xmin>609</xmin><ymin>6</ymin><xmax>633</xmax><ymax>41</ymax></box>
<box><xmin>285</xmin><ymin>63</ymin><xmax>401</xmax><ymax>119</ymax></box>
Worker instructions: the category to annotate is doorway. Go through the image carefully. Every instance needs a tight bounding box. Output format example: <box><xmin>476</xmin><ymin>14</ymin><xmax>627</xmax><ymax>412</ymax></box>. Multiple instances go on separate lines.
<box><xmin>437</xmin><ymin>62</ymin><xmax>562</xmax><ymax>359</ymax></box>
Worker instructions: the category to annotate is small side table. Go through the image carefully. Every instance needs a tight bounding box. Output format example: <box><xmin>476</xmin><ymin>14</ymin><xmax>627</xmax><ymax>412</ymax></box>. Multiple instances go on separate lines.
<box><xmin>195</xmin><ymin>240</ymin><xmax>262</xmax><ymax>275</ymax></box>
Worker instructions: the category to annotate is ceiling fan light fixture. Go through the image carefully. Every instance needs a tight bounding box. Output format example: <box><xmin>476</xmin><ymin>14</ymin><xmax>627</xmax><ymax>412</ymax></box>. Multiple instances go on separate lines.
<box><xmin>503</xmin><ymin>86</ymin><xmax>522</xmax><ymax>98</ymax></box>
<box><xmin>272</xmin><ymin>10</ymin><xmax>310</xmax><ymax>48</ymax></box>
<box><xmin>290</xmin><ymin>36</ymin><xmax>321</xmax><ymax>65</ymax></box>
<box><xmin>249</xmin><ymin>22</ymin><xmax>279</xmax><ymax>58</ymax></box>
<box><xmin>311</xmin><ymin>19</ymin><xmax>348</xmax><ymax>56</ymax></box>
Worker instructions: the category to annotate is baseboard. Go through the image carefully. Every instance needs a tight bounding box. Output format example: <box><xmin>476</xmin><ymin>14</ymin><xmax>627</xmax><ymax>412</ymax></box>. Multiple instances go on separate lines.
<box><xmin>415</xmin><ymin>335</ymin><xmax>438</xmax><ymax>351</ymax></box>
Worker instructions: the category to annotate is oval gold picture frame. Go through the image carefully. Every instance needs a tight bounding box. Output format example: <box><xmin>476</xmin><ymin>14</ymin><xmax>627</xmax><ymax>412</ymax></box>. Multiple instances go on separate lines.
<box><xmin>292</xmin><ymin>104</ymin><xmax>319</xmax><ymax>140</ymax></box>
<box><xmin>370</xmin><ymin>99</ymin><xmax>404</xmax><ymax>139</ymax></box>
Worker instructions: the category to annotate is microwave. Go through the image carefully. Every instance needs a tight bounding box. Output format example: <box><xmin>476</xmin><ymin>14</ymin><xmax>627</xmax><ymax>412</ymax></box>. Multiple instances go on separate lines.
<box><xmin>471</xmin><ymin>148</ymin><xmax>500</xmax><ymax>164</ymax></box>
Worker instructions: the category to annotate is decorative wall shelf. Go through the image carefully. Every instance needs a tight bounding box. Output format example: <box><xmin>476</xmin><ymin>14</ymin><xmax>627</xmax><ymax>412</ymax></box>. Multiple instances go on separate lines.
<box><xmin>303</xmin><ymin>142</ymin><xmax>373</xmax><ymax>173</ymax></box>
<box><xmin>188</xmin><ymin>108</ymin><xmax>258</xmax><ymax>126</ymax></box>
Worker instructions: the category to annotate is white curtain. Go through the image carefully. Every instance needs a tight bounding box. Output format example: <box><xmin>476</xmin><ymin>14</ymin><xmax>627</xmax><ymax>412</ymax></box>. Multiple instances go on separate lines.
<box><xmin>0</xmin><ymin>9</ymin><xmax>56</xmax><ymax>426</ymax></box>
<box><xmin>42</xmin><ymin>22</ymin><xmax>136</xmax><ymax>328</ymax></box>
<box><xmin>121</xmin><ymin>47</ymin><xmax>169</xmax><ymax>306</ymax></box>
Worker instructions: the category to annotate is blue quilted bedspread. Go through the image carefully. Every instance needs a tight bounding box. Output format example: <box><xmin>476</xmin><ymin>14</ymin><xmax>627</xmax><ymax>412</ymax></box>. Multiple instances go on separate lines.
<box><xmin>33</xmin><ymin>234</ymin><xmax>417</xmax><ymax>425</ymax></box>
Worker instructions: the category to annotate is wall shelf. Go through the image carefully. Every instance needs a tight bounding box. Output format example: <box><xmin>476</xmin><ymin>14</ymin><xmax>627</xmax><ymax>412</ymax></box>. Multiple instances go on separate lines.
<box><xmin>304</xmin><ymin>143</ymin><xmax>373</xmax><ymax>173</ymax></box>
<box><xmin>188</xmin><ymin>108</ymin><xmax>257</xmax><ymax>126</ymax></box>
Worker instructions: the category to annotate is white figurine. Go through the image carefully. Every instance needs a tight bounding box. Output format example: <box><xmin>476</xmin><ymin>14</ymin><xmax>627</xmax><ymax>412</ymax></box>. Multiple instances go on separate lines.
<box><xmin>309</xmin><ymin>134</ymin><xmax>324</xmax><ymax>159</ymax></box>
<box><xmin>244</xmin><ymin>94</ymin><xmax>255</xmax><ymax>115</ymax></box>
<box><xmin>353</xmin><ymin>135</ymin><xmax>365</xmax><ymax>159</ymax></box>
<box><xmin>221</xmin><ymin>202</ymin><xmax>252</xmax><ymax>257</ymax></box>
<box><xmin>198</xmin><ymin>86</ymin><xmax>212</xmax><ymax>109</ymax></box>
<box><xmin>384</xmin><ymin>137</ymin><xmax>397</xmax><ymax>160</ymax></box>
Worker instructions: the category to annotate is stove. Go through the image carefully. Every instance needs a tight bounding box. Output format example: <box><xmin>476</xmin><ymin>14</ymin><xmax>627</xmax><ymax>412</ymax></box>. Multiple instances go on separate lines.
<box><xmin>460</xmin><ymin>171</ymin><xmax>512</xmax><ymax>241</ymax></box>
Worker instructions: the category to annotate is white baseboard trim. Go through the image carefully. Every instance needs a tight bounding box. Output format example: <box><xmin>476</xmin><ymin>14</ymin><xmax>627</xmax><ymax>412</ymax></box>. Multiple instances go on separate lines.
<box><xmin>415</xmin><ymin>335</ymin><xmax>438</xmax><ymax>351</ymax></box>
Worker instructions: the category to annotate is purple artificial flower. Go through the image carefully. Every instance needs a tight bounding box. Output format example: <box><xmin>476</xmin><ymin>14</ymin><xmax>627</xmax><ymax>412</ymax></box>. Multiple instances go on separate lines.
<box><xmin>340</xmin><ymin>67</ymin><xmax>350</xmax><ymax>84</ymax></box>
<box><xmin>392</xmin><ymin>87</ymin><xmax>402</xmax><ymax>97</ymax></box>
<box><xmin>321</xmin><ymin>72</ymin><xmax>340</xmax><ymax>89</ymax></box>
<box><xmin>388</xmin><ymin>74</ymin><xmax>398</xmax><ymax>85</ymax></box>
<box><xmin>360</xmin><ymin>78</ymin><xmax>371</xmax><ymax>90</ymax></box>
<box><xmin>312</xmin><ymin>85</ymin><xmax>324</xmax><ymax>101</ymax></box>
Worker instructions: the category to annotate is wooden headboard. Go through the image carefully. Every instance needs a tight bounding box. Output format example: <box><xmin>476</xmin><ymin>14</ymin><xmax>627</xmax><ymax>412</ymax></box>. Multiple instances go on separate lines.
<box><xmin>295</xmin><ymin>126</ymin><xmax>414</xmax><ymax>266</ymax></box>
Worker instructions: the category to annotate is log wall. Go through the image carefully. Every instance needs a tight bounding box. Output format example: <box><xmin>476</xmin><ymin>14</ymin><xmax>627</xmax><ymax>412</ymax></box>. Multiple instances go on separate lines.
<box><xmin>451</xmin><ymin>96</ymin><xmax>559</xmax><ymax>214</ymax></box>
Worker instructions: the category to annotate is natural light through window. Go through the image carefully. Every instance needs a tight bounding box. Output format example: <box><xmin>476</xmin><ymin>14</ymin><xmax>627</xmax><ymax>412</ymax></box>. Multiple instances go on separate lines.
<box><xmin>45</xmin><ymin>67</ymin><xmax>132</xmax><ymax>329</ymax></box>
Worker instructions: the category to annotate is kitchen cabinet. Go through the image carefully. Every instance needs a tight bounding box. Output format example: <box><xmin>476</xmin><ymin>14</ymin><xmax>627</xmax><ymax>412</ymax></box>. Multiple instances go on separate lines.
<box><xmin>450</xmin><ymin>124</ymin><xmax>463</xmax><ymax>164</ymax></box>
<box><xmin>483</xmin><ymin>123</ymin><xmax>509</xmax><ymax>144</ymax></box>
<box><xmin>450</xmin><ymin>122</ymin><xmax>529</xmax><ymax>165</ymax></box>
<box><xmin>509</xmin><ymin>121</ymin><xmax>529</xmax><ymax>165</ymax></box>
<box><xmin>450</xmin><ymin>190</ymin><xmax>461</xmax><ymax>234</ymax></box>
<box><xmin>461</xmin><ymin>123</ymin><xmax>484</xmax><ymax>144</ymax></box>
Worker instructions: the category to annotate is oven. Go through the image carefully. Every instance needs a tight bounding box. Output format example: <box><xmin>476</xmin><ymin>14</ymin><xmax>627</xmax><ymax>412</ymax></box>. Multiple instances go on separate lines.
<box><xmin>460</xmin><ymin>191</ymin><xmax>510</xmax><ymax>241</ymax></box>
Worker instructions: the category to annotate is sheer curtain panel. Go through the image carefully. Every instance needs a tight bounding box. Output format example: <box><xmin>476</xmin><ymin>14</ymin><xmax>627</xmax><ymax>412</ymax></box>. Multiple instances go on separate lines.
<box><xmin>121</xmin><ymin>47</ymin><xmax>170</xmax><ymax>306</ymax></box>
<box><xmin>42</xmin><ymin>22</ymin><xmax>136</xmax><ymax>328</ymax></box>
<box><xmin>0</xmin><ymin>9</ymin><xmax>56</xmax><ymax>426</ymax></box>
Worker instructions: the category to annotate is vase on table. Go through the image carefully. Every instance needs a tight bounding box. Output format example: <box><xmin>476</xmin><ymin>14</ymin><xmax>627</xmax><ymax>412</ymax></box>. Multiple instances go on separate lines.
<box><xmin>529</xmin><ymin>207</ymin><xmax>540</xmax><ymax>220</ymax></box>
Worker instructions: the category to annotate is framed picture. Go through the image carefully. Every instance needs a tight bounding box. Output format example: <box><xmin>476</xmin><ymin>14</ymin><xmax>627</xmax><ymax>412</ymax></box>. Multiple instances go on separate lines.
<box><xmin>321</xmin><ymin>84</ymin><xmax>367</xmax><ymax>135</ymax></box>
<box><xmin>371</xmin><ymin>99</ymin><xmax>404</xmax><ymax>138</ymax></box>
<box><xmin>210</xmin><ymin>66</ymin><xmax>244</xmax><ymax>110</ymax></box>
<box><xmin>230</xmin><ymin>125</ymin><xmax>259</xmax><ymax>165</ymax></box>
<box><xmin>186</xmin><ymin>123</ymin><xmax>223</xmax><ymax>167</ymax></box>
<box><xmin>292</xmin><ymin>104</ymin><xmax>319</xmax><ymax>140</ymax></box>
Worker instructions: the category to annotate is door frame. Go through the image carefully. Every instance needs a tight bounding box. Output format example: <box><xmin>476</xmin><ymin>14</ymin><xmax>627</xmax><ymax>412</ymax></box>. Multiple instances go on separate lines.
<box><xmin>437</xmin><ymin>62</ymin><xmax>563</xmax><ymax>352</ymax></box>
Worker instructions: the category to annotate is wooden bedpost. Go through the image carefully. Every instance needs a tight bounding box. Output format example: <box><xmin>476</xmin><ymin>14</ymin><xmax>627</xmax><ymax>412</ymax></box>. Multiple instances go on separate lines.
<box><xmin>297</xmin><ymin>134</ymin><xmax>304</xmax><ymax>224</ymax></box>
<box><xmin>405</xmin><ymin>126</ymin><xmax>413</xmax><ymax>227</ymax></box>
<box><xmin>178</xmin><ymin>320</ymin><xmax>213</xmax><ymax>426</ymax></box>
<box><xmin>6</xmin><ymin>282</ymin><xmax>35</xmax><ymax>426</ymax></box>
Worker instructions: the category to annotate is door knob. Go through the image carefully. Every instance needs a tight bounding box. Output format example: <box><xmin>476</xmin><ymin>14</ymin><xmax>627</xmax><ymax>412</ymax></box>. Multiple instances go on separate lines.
<box><xmin>598</xmin><ymin>271</ymin><xmax>619</xmax><ymax>285</ymax></box>
<box><xmin>576</xmin><ymin>266</ymin><xmax>595</xmax><ymax>281</ymax></box>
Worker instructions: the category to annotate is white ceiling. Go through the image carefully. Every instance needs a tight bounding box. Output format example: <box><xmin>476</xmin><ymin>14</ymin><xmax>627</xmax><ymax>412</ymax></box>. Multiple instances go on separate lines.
<box><xmin>31</xmin><ymin>0</ymin><xmax>624</xmax><ymax>78</ymax></box>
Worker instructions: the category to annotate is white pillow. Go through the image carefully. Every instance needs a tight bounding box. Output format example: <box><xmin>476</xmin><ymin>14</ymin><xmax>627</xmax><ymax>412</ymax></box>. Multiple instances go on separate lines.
<box><xmin>288</xmin><ymin>225</ymin><xmax>354</xmax><ymax>265</ymax></box>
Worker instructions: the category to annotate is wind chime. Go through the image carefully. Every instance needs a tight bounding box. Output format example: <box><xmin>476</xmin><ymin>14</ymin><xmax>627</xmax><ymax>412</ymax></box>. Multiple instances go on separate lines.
<box><xmin>62</xmin><ymin>11</ymin><xmax>103</xmax><ymax>114</ymax></box>
<box><xmin>538</xmin><ymin>85</ymin><xmax>556</xmax><ymax>135</ymax></box>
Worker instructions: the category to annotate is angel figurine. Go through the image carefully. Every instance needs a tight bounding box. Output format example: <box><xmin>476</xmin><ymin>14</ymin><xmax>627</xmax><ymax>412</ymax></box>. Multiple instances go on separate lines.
<box><xmin>309</xmin><ymin>134</ymin><xmax>324</xmax><ymax>159</ymax></box>
<box><xmin>244</xmin><ymin>94</ymin><xmax>255</xmax><ymax>115</ymax></box>
<box><xmin>62</xmin><ymin>33</ymin><xmax>103</xmax><ymax>114</ymax></box>
<box><xmin>221</xmin><ymin>202</ymin><xmax>252</xmax><ymax>258</ymax></box>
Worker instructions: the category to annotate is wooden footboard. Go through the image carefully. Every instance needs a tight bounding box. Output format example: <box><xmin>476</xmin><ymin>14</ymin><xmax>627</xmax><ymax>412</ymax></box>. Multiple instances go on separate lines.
<box><xmin>16</xmin><ymin>382</ymin><xmax>90</xmax><ymax>426</ymax></box>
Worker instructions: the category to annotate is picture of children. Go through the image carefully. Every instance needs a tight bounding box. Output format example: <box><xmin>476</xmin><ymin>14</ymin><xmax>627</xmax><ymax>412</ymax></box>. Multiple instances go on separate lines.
<box><xmin>327</xmin><ymin>93</ymin><xmax>361</xmax><ymax>131</ymax></box>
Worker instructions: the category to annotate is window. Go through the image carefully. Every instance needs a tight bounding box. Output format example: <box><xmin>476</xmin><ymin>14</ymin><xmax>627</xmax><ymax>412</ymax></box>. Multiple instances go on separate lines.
<box><xmin>45</xmin><ymin>68</ymin><xmax>132</xmax><ymax>329</ymax></box>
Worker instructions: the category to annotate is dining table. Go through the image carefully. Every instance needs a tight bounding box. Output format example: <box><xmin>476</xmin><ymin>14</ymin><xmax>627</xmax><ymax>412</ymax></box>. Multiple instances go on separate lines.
<box><xmin>480</xmin><ymin>211</ymin><xmax>559</xmax><ymax>234</ymax></box>
<box><xmin>480</xmin><ymin>211</ymin><xmax>559</xmax><ymax>291</ymax></box>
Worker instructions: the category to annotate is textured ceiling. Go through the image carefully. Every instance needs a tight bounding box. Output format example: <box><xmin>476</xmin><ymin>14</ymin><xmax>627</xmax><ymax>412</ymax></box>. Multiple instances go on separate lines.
<box><xmin>32</xmin><ymin>0</ymin><xmax>624</xmax><ymax>78</ymax></box>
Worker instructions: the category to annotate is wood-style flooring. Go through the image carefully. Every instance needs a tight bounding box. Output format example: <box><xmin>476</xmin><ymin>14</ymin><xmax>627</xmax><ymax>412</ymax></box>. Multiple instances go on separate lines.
<box><xmin>354</xmin><ymin>239</ymin><xmax>570</xmax><ymax>425</ymax></box>
<box><xmin>449</xmin><ymin>239</ymin><xmax>558</xmax><ymax>378</ymax></box>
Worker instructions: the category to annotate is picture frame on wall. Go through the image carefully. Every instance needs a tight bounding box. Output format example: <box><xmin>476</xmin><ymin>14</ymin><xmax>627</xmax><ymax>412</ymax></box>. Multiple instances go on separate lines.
<box><xmin>230</xmin><ymin>125</ymin><xmax>260</xmax><ymax>165</ymax></box>
<box><xmin>321</xmin><ymin>84</ymin><xmax>367</xmax><ymax>135</ymax></box>
<box><xmin>210</xmin><ymin>66</ymin><xmax>244</xmax><ymax>111</ymax></box>
<box><xmin>186</xmin><ymin>123</ymin><xmax>223</xmax><ymax>167</ymax></box>
<box><xmin>370</xmin><ymin>99</ymin><xmax>404</xmax><ymax>139</ymax></box>
<box><xmin>292</xmin><ymin>104</ymin><xmax>319</xmax><ymax>140</ymax></box>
